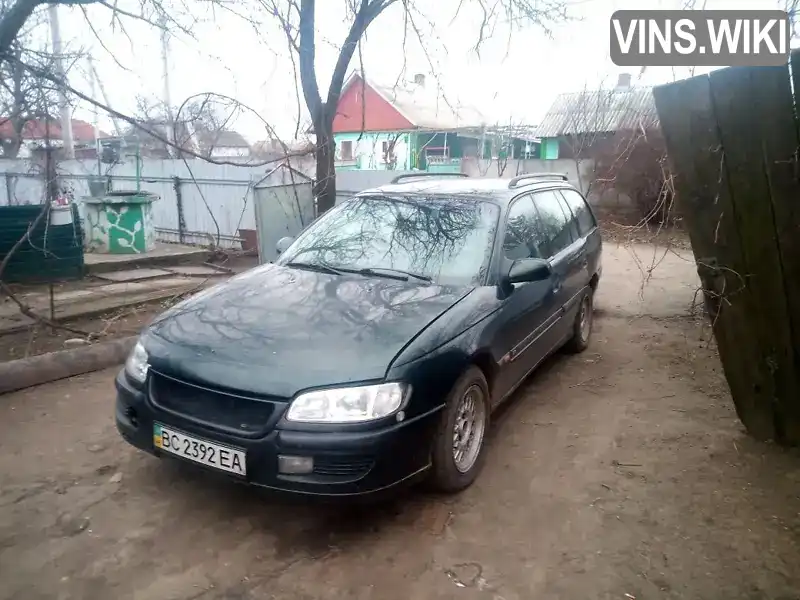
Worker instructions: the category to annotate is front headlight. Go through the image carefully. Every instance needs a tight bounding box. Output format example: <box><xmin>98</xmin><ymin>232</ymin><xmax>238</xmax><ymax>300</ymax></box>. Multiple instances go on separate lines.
<box><xmin>124</xmin><ymin>340</ymin><xmax>149</xmax><ymax>384</ymax></box>
<box><xmin>285</xmin><ymin>382</ymin><xmax>409</xmax><ymax>423</ymax></box>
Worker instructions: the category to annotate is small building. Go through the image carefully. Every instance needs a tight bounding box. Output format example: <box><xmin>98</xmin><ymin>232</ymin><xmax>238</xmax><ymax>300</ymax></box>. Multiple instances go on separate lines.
<box><xmin>536</xmin><ymin>74</ymin><xmax>659</xmax><ymax>160</ymax></box>
<box><xmin>195</xmin><ymin>128</ymin><xmax>252</xmax><ymax>160</ymax></box>
<box><xmin>251</xmin><ymin>138</ymin><xmax>315</xmax><ymax>164</ymax></box>
<box><xmin>119</xmin><ymin>121</ymin><xmax>252</xmax><ymax>161</ymax></box>
<box><xmin>331</xmin><ymin>73</ymin><xmax>539</xmax><ymax>172</ymax></box>
<box><xmin>252</xmin><ymin>163</ymin><xmax>314</xmax><ymax>263</ymax></box>
<box><xmin>0</xmin><ymin>117</ymin><xmax>111</xmax><ymax>159</ymax></box>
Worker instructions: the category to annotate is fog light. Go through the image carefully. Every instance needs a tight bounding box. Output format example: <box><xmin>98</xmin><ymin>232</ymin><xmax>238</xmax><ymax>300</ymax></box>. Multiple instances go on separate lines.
<box><xmin>278</xmin><ymin>455</ymin><xmax>314</xmax><ymax>474</ymax></box>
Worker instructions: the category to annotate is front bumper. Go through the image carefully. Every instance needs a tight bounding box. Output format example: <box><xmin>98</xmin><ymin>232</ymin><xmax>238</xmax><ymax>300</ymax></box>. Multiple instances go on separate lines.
<box><xmin>115</xmin><ymin>371</ymin><xmax>439</xmax><ymax>497</ymax></box>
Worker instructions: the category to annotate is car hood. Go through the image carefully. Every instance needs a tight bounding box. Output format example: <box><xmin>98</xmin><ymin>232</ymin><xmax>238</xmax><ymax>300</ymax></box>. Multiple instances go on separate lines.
<box><xmin>143</xmin><ymin>263</ymin><xmax>472</xmax><ymax>397</ymax></box>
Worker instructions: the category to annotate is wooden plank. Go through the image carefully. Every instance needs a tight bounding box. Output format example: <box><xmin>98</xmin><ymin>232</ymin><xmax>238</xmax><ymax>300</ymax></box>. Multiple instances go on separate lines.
<box><xmin>654</xmin><ymin>75</ymin><xmax>777</xmax><ymax>440</ymax></box>
<box><xmin>753</xmin><ymin>59</ymin><xmax>800</xmax><ymax>443</ymax></box>
<box><xmin>709</xmin><ymin>66</ymin><xmax>800</xmax><ymax>444</ymax></box>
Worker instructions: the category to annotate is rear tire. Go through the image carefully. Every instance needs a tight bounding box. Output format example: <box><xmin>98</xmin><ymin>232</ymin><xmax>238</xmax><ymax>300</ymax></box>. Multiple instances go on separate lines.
<box><xmin>564</xmin><ymin>288</ymin><xmax>594</xmax><ymax>354</ymax></box>
<box><xmin>427</xmin><ymin>366</ymin><xmax>490</xmax><ymax>493</ymax></box>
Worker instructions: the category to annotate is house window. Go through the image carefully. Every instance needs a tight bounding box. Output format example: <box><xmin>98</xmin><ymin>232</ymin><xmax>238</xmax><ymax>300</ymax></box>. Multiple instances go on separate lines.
<box><xmin>382</xmin><ymin>140</ymin><xmax>398</xmax><ymax>165</ymax></box>
<box><xmin>340</xmin><ymin>140</ymin><xmax>353</xmax><ymax>161</ymax></box>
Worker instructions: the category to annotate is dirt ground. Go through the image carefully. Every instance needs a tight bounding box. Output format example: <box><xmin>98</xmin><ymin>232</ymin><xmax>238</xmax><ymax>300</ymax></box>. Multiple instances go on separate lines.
<box><xmin>1</xmin><ymin>242</ymin><xmax>800</xmax><ymax>600</ymax></box>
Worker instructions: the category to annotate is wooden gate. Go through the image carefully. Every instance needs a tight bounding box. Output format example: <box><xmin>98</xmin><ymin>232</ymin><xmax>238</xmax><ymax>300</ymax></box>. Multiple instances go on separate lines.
<box><xmin>653</xmin><ymin>55</ymin><xmax>800</xmax><ymax>445</ymax></box>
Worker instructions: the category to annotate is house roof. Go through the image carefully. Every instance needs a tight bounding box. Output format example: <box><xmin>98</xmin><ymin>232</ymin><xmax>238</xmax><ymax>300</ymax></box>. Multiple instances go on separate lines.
<box><xmin>341</xmin><ymin>73</ymin><xmax>489</xmax><ymax>131</ymax></box>
<box><xmin>71</xmin><ymin>119</ymin><xmax>111</xmax><ymax>142</ymax></box>
<box><xmin>0</xmin><ymin>118</ymin><xmax>110</xmax><ymax>142</ymax></box>
<box><xmin>252</xmin><ymin>138</ymin><xmax>314</xmax><ymax>157</ymax></box>
<box><xmin>536</xmin><ymin>88</ymin><xmax>658</xmax><ymax>138</ymax></box>
<box><xmin>195</xmin><ymin>128</ymin><xmax>250</xmax><ymax>149</ymax></box>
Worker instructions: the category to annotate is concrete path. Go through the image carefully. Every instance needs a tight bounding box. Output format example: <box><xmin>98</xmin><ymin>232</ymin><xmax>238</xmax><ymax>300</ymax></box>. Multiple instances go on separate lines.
<box><xmin>84</xmin><ymin>243</ymin><xmax>209</xmax><ymax>274</ymax></box>
<box><xmin>0</xmin><ymin>273</ymin><xmax>226</xmax><ymax>335</ymax></box>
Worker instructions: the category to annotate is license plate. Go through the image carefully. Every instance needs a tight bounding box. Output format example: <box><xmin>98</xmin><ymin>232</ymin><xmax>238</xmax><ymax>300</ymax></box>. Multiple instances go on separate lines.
<box><xmin>153</xmin><ymin>423</ymin><xmax>246</xmax><ymax>476</ymax></box>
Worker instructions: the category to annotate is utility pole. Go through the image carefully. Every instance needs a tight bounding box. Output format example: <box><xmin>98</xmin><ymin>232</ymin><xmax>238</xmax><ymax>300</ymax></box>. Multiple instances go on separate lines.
<box><xmin>87</xmin><ymin>59</ymin><xmax>122</xmax><ymax>138</ymax></box>
<box><xmin>160</xmin><ymin>15</ymin><xmax>173</xmax><ymax>157</ymax></box>
<box><xmin>88</xmin><ymin>55</ymin><xmax>101</xmax><ymax>175</ymax></box>
<box><xmin>48</xmin><ymin>4</ymin><xmax>74</xmax><ymax>159</ymax></box>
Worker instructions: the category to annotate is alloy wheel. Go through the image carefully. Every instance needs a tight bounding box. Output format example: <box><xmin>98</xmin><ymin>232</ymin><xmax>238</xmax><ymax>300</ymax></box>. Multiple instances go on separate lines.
<box><xmin>452</xmin><ymin>384</ymin><xmax>487</xmax><ymax>474</ymax></box>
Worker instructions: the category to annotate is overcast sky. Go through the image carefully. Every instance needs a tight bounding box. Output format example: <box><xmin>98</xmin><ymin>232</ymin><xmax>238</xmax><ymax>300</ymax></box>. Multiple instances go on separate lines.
<box><xmin>46</xmin><ymin>0</ymin><xmax>786</xmax><ymax>141</ymax></box>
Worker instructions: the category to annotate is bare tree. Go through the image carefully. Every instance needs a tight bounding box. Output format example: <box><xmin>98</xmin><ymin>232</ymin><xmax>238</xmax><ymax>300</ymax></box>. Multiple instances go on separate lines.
<box><xmin>1</xmin><ymin>0</ymin><xmax>568</xmax><ymax>210</ymax></box>
<box><xmin>183</xmin><ymin>96</ymin><xmax>235</xmax><ymax>158</ymax></box>
<box><xmin>121</xmin><ymin>95</ymin><xmax>185</xmax><ymax>157</ymax></box>
<box><xmin>787</xmin><ymin>0</ymin><xmax>799</xmax><ymax>41</ymax></box>
<box><xmin>265</xmin><ymin>0</ymin><xmax>567</xmax><ymax>214</ymax></box>
<box><xmin>591</xmin><ymin>127</ymin><xmax>672</xmax><ymax>225</ymax></box>
<box><xmin>0</xmin><ymin>1</ymin><xmax>61</xmax><ymax>158</ymax></box>
<box><xmin>0</xmin><ymin>0</ymin><xmax>186</xmax><ymax>65</ymax></box>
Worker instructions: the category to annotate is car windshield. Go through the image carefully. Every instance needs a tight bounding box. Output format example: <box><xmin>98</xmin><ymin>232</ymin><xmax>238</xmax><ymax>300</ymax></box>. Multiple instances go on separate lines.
<box><xmin>277</xmin><ymin>195</ymin><xmax>499</xmax><ymax>286</ymax></box>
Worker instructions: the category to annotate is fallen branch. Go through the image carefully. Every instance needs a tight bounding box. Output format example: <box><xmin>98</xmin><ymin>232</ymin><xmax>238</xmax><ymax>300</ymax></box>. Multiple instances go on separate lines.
<box><xmin>611</xmin><ymin>460</ymin><xmax>642</xmax><ymax>468</ymax></box>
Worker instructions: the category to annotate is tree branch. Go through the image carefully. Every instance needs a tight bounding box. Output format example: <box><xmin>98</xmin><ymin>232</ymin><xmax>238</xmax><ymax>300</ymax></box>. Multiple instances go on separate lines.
<box><xmin>298</xmin><ymin>0</ymin><xmax>322</xmax><ymax>122</ymax></box>
<box><xmin>326</xmin><ymin>0</ymin><xmax>397</xmax><ymax>110</ymax></box>
<box><xmin>0</xmin><ymin>0</ymin><xmax>104</xmax><ymax>63</ymax></box>
<box><xmin>13</xmin><ymin>55</ymin><xmax>312</xmax><ymax>167</ymax></box>
<box><xmin>0</xmin><ymin>0</ymin><xmax>42</xmax><ymax>62</ymax></box>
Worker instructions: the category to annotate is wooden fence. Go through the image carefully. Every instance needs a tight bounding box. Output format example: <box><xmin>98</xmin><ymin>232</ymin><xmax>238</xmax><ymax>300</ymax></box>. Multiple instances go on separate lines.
<box><xmin>653</xmin><ymin>55</ymin><xmax>800</xmax><ymax>445</ymax></box>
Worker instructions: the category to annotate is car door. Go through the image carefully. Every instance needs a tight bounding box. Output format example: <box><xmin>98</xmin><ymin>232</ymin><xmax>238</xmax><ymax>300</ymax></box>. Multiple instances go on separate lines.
<box><xmin>530</xmin><ymin>189</ymin><xmax>587</xmax><ymax>343</ymax></box>
<box><xmin>492</xmin><ymin>194</ymin><xmax>562</xmax><ymax>403</ymax></box>
<box><xmin>559</xmin><ymin>187</ymin><xmax>601</xmax><ymax>291</ymax></box>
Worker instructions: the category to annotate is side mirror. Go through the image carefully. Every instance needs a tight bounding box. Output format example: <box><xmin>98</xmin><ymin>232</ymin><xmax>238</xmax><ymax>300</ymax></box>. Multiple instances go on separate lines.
<box><xmin>507</xmin><ymin>258</ymin><xmax>551</xmax><ymax>284</ymax></box>
<box><xmin>276</xmin><ymin>236</ymin><xmax>295</xmax><ymax>255</ymax></box>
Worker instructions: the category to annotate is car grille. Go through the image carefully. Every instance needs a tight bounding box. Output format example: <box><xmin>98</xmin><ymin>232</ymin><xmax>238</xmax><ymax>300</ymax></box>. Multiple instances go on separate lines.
<box><xmin>313</xmin><ymin>455</ymin><xmax>375</xmax><ymax>479</ymax></box>
<box><xmin>148</xmin><ymin>371</ymin><xmax>282</xmax><ymax>437</ymax></box>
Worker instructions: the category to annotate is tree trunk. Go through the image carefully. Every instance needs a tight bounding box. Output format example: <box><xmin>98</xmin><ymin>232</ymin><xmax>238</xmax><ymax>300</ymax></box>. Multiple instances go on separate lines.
<box><xmin>314</xmin><ymin>115</ymin><xmax>336</xmax><ymax>215</ymax></box>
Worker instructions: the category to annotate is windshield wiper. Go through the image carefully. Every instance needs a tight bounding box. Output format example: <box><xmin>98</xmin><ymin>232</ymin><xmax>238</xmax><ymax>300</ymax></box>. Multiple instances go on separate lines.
<box><xmin>284</xmin><ymin>261</ymin><xmax>344</xmax><ymax>276</ymax></box>
<box><xmin>354</xmin><ymin>267</ymin><xmax>433</xmax><ymax>283</ymax></box>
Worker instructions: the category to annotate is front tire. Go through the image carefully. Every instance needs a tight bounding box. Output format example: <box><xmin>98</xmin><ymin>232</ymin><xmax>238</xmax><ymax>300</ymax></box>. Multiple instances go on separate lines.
<box><xmin>428</xmin><ymin>366</ymin><xmax>490</xmax><ymax>493</ymax></box>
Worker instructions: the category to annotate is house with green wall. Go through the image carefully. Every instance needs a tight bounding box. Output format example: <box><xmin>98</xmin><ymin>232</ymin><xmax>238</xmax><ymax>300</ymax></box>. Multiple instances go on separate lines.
<box><xmin>331</xmin><ymin>73</ymin><xmax>540</xmax><ymax>172</ymax></box>
<box><xmin>535</xmin><ymin>74</ymin><xmax>658</xmax><ymax>159</ymax></box>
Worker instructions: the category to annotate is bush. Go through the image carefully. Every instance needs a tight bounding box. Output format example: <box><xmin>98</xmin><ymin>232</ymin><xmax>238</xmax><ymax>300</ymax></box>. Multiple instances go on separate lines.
<box><xmin>590</xmin><ymin>128</ymin><xmax>675</xmax><ymax>226</ymax></box>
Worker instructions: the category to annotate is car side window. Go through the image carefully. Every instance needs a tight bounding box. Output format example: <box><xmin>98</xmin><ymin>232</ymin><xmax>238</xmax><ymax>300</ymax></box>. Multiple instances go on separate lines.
<box><xmin>531</xmin><ymin>190</ymin><xmax>574</xmax><ymax>258</ymax></box>
<box><xmin>559</xmin><ymin>189</ymin><xmax>596</xmax><ymax>237</ymax></box>
<box><xmin>556</xmin><ymin>191</ymin><xmax>580</xmax><ymax>242</ymax></box>
<box><xmin>503</xmin><ymin>195</ymin><xmax>542</xmax><ymax>261</ymax></box>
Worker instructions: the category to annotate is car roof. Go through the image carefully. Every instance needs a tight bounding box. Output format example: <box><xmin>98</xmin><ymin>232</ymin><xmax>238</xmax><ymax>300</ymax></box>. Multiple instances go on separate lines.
<box><xmin>355</xmin><ymin>175</ymin><xmax>577</xmax><ymax>206</ymax></box>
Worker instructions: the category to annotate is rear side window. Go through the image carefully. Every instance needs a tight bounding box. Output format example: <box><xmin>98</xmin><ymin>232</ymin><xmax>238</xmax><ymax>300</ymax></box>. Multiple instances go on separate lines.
<box><xmin>559</xmin><ymin>189</ymin><xmax>596</xmax><ymax>237</ymax></box>
<box><xmin>531</xmin><ymin>190</ymin><xmax>574</xmax><ymax>258</ymax></box>
<box><xmin>503</xmin><ymin>195</ymin><xmax>541</xmax><ymax>260</ymax></box>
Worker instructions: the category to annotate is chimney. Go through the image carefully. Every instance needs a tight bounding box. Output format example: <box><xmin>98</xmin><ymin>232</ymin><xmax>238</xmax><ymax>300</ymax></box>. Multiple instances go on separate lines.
<box><xmin>615</xmin><ymin>73</ymin><xmax>632</xmax><ymax>91</ymax></box>
<box><xmin>413</xmin><ymin>73</ymin><xmax>425</xmax><ymax>87</ymax></box>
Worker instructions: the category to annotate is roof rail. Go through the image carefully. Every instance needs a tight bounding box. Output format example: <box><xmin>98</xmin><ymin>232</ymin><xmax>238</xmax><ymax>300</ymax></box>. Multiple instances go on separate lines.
<box><xmin>390</xmin><ymin>172</ymin><xmax>469</xmax><ymax>184</ymax></box>
<box><xmin>507</xmin><ymin>173</ymin><xmax>569</xmax><ymax>189</ymax></box>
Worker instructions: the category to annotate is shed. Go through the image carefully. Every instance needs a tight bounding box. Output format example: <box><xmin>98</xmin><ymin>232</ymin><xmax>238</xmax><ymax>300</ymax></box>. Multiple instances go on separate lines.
<box><xmin>252</xmin><ymin>163</ymin><xmax>314</xmax><ymax>264</ymax></box>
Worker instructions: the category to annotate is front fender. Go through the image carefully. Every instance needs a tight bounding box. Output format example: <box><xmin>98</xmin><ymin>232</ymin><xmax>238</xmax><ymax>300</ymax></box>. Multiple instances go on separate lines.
<box><xmin>387</xmin><ymin>308</ymin><xmax>500</xmax><ymax>419</ymax></box>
